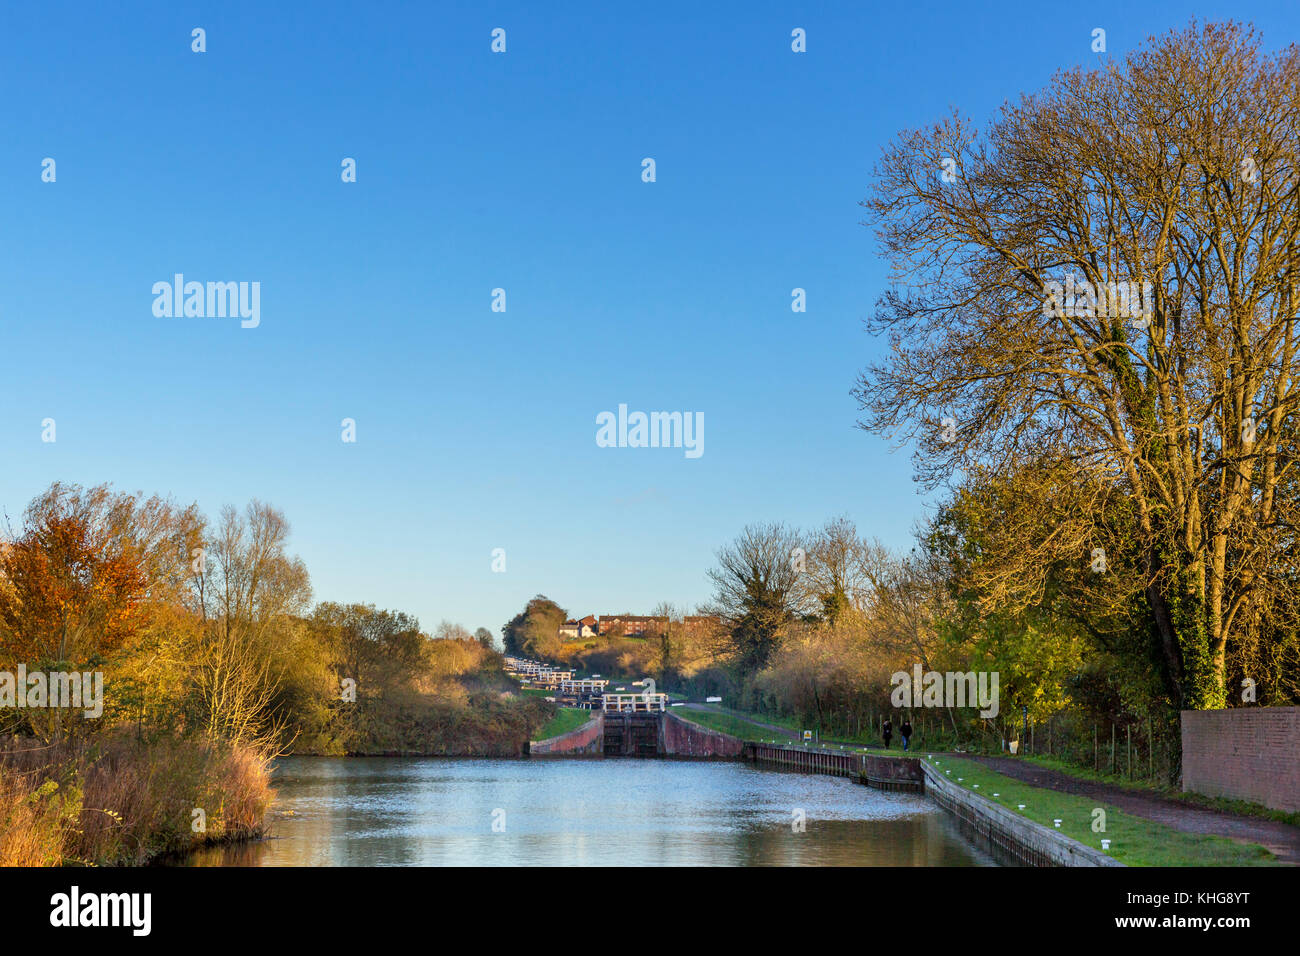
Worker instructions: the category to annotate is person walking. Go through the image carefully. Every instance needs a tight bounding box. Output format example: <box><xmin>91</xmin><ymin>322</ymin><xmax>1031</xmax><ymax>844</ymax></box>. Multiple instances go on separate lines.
<box><xmin>900</xmin><ymin>718</ymin><xmax>913</xmax><ymax>752</ymax></box>
<box><xmin>882</xmin><ymin>717</ymin><xmax>893</xmax><ymax>749</ymax></box>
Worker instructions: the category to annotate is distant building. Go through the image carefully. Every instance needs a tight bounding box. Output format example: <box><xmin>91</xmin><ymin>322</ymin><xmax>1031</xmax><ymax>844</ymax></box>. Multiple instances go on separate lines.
<box><xmin>558</xmin><ymin>615</ymin><xmax>599</xmax><ymax>641</ymax></box>
<box><xmin>598</xmin><ymin>614</ymin><xmax>667</xmax><ymax>637</ymax></box>
<box><xmin>599</xmin><ymin>615</ymin><xmax>641</xmax><ymax>637</ymax></box>
<box><xmin>595</xmin><ymin>613</ymin><xmax>725</xmax><ymax>638</ymax></box>
<box><xmin>560</xmin><ymin>611</ymin><xmax>725</xmax><ymax>640</ymax></box>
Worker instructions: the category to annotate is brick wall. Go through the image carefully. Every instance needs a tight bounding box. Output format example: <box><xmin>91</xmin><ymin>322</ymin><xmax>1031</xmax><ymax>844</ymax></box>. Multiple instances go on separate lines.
<box><xmin>862</xmin><ymin>753</ymin><xmax>924</xmax><ymax>790</ymax></box>
<box><xmin>662</xmin><ymin>712</ymin><xmax>745</xmax><ymax>757</ymax></box>
<box><xmin>529</xmin><ymin>713</ymin><xmax>604</xmax><ymax>755</ymax></box>
<box><xmin>1181</xmin><ymin>707</ymin><xmax>1300</xmax><ymax>813</ymax></box>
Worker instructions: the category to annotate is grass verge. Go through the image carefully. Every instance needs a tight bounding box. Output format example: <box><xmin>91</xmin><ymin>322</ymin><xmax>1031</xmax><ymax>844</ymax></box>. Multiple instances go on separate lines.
<box><xmin>672</xmin><ymin>708</ymin><xmax>801</xmax><ymax>744</ymax></box>
<box><xmin>533</xmin><ymin>707</ymin><xmax>593</xmax><ymax>741</ymax></box>
<box><xmin>927</xmin><ymin>755</ymin><xmax>1281</xmax><ymax>867</ymax></box>
<box><xmin>1019</xmin><ymin>754</ymin><xmax>1300</xmax><ymax>827</ymax></box>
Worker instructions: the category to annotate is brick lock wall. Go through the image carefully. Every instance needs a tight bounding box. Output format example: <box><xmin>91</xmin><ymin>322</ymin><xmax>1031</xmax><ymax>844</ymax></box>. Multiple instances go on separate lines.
<box><xmin>529</xmin><ymin>713</ymin><xmax>604</xmax><ymax>754</ymax></box>
<box><xmin>1181</xmin><ymin>707</ymin><xmax>1300</xmax><ymax>813</ymax></box>
<box><xmin>662</xmin><ymin>712</ymin><xmax>745</xmax><ymax>757</ymax></box>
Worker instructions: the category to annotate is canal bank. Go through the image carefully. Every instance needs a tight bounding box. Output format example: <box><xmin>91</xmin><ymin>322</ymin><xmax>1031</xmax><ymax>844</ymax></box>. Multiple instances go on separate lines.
<box><xmin>921</xmin><ymin>760</ymin><xmax>1121</xmax><ymax>866</ymax></box>
<box><xmin>531</xmin><ymin>709</ymin><xmax>1125</xmax><ymax>867</ymax></box>
<box><xmin>740</xmin><ymin>739</ymin><xmax>1119</xmax><ymax>866</ymax></box>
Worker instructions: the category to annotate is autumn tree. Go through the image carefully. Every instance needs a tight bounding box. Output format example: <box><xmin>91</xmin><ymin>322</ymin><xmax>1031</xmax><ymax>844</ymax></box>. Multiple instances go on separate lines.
<box><xmin>314</xmin><ymin>603</ymin><xmax>423</xmax><ymax>696</ymax></box>
<box><xmin>856</xmin><ymin>21</ymin><xmax>1300</xmax><ymax>709</ymax></box>
<box><xmin>0</xmin><ymin>483</ymin><xmax>200</xmax><ymax>668</ymax></box>
<box><xmin>501</xmin><ymin>595</ymin><xmax>566</xmax><ymax>658</ymax></box>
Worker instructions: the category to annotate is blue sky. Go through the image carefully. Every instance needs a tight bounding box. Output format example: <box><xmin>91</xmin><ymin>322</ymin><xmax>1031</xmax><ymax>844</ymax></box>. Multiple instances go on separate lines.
<box><xmin>3</xmin><ymin>1</ymin><xmax>1297</xmax><ymax>637</ymax></box>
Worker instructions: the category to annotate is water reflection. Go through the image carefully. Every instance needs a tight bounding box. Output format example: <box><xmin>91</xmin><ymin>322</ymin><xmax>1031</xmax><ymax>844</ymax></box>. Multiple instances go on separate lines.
<box><xmin>184</xmin><ymin>756</ymin><xmax>994</xmax><ymax>867</ymax></box>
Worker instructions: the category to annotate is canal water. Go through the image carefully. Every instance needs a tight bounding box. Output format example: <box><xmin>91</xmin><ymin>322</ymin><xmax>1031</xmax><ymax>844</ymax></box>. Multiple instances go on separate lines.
<box><xmin>185</xmin><ymin>756</ymin><xmax>994</xmax><ymax>866</ymax></box>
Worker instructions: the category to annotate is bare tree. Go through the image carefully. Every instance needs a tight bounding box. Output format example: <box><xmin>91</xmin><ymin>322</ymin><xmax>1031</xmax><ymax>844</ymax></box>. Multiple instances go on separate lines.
<box><xmin>193</xmin><ymin>622</ymin><xmax>283</xmax><ymax>745</ymax></box>
<box><xmin>798</xmin><ymin>516</ymin><xmax>871</xmax><ymax>623</ymax></box>
<box><xmin>190</xmin><ymin>501</ymin><xmax>310</xmax><ymax>746</ymax></box>
<box><xmin>706</xmin><ymin>523</ymin><xmax>802</xmax><ymax>673</ymax></box>
<box><xmin>434</xmin><ymin>621</ymin><xmax>474</xmax><ymax>642</ymax></box>
<box><xmin>648</xmin><ymin>601</ymin><xmax>686</xmax><ymax>688</ymax></box>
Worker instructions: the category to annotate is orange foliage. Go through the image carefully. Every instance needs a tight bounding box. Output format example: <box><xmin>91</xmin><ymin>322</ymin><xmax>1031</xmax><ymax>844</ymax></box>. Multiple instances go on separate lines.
<box><xmin>0</xmin><ymin>485</ymin><xmax>157</xmax><ymax>666</ymax></box>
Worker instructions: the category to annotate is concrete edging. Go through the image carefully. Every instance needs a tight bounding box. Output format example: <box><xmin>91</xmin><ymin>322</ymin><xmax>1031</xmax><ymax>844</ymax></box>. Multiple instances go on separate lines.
<box><xmin>922</xmin><ymin>762</ymin><xmax>1124</xmax><ymax>867</ymax></box>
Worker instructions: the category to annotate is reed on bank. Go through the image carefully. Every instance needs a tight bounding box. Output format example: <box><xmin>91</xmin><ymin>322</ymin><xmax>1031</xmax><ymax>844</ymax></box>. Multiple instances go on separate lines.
<box><xmin>0</xmin><ymin>733</ymin><xmax>273</xmax><ymax>866</ymax></box>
